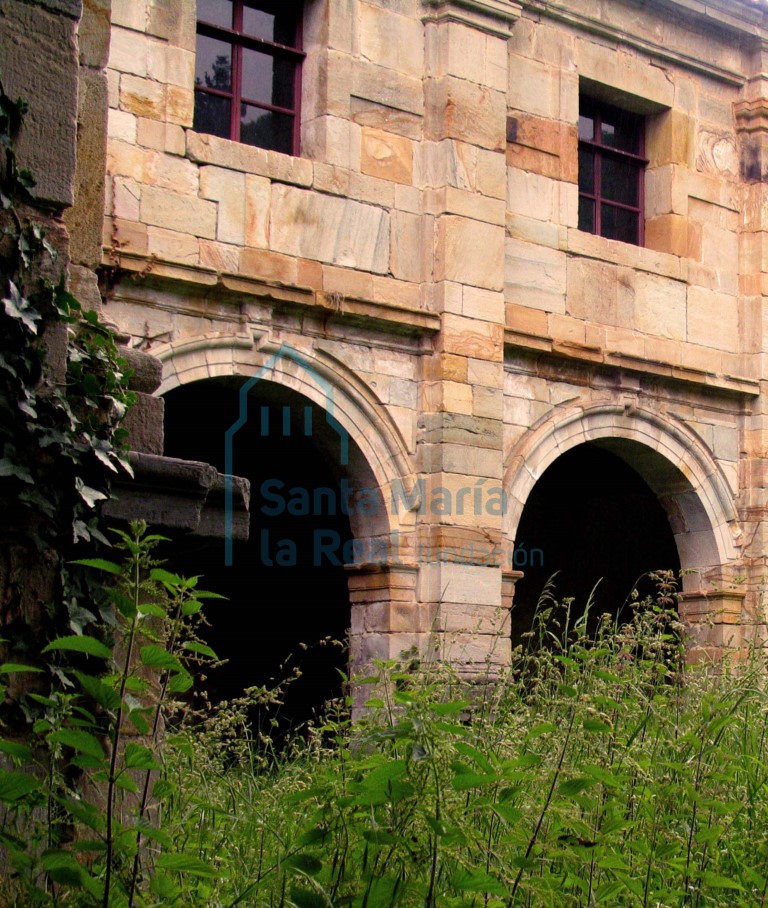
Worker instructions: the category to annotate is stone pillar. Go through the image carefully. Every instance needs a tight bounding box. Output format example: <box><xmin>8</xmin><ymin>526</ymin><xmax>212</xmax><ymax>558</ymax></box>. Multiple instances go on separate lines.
<box><xmin>679</xmin><ymin>590</ymin><xmax>746</xmax><ymax>662</ymax></box>
<box><xmin>346</xmin><ymin>563</ymin><xmax>421</xmax><ymax>667</ymax></box>
<box><xmin>416</xmin><ymin>0</ymin><xmax>521</xmax><ymax>677</ymax></box>
<box><xmin>736</xmin><ymin>41</ymin><xmax>768</xmax><ymax>646</ymax></box>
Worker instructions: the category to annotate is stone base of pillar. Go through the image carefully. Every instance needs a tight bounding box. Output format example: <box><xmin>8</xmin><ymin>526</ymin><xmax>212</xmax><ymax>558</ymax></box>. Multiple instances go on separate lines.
<box><xmin>679</xmin><ymin>589</ymin><xmax>747</xmax><ymax>662</ymax></box>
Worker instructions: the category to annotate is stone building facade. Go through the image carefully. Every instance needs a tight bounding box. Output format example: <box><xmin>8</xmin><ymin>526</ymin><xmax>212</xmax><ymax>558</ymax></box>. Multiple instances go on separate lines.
<box><xmin>66</xmin><ymin>0</ymin><xmax>768</xmax><ymax>681</ymax></box>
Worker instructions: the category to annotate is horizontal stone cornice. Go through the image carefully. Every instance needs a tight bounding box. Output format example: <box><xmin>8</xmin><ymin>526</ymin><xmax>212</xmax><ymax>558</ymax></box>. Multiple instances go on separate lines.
<box><xmin>422</xmin><ymin>0</ymin><xmax>522</xmax><ymax>38</ymax></box>
<box><xmin>503</xmin><ymin>330</ymin><xmax>760</xmax><ymax>398</ymax></box>
<box><xmin>519</xmin><ymin>0</ymin><xmax>747</xmax><ymax>86</ymax></box>
<box><xmin>104</xmin><ymin>250</ymin><xmax>441</xmax><ymax>337</ymax></box>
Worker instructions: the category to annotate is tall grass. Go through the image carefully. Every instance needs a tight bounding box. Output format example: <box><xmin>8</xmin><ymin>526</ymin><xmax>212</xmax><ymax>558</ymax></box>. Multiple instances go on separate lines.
<box><xmin>161</xmin><ymin>575</ymin><xmax>768</xmax><ymax>907</ymax></box>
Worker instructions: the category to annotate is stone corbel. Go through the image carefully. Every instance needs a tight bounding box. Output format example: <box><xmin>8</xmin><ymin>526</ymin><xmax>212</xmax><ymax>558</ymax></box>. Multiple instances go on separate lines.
<box><xmin>422</xmin><ymin>0</ymin><xmax>522</xmax><ymax>39</ymax></box>
<box><xmin>735</xmin><ymin>98</ymin><xmax>768</xmax><ymax>183</ymax></box>
<box><xmin>735</xmin><ymin>99</ymin><xmax>768</xmax><ymax>135</ymax></box>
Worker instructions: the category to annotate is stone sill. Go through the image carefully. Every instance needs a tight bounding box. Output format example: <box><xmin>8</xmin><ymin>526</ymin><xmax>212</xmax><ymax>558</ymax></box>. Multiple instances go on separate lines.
<box><xmin>564</xmin><ymin>228</ymin><xmax>687</xmax><ymax>282</ymax></box>
<box><xmin>504</xmin><ymin>328</ymin><xmax>760</xmax><ymax>398</ymax></box>
<box><xmin>186</xmin><ymin>131</ymin><xmax>313</xmax><ymax>188</ymax></box>
<box><xmin>106</xmin><ymin>249</ymin><xmax>441</xmax><ymax>337</ymax></box>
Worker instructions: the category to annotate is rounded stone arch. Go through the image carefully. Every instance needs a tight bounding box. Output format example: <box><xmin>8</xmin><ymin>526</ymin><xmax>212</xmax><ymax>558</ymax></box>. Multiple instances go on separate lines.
<box><xmin>504</xmin><ymin>402</ymin><xmax>741</xmax><ymax>588</ymax></box>
<box><xmin>154</xmin><ymin>332</ymin><xmax>418</xmax><ymax>541</ymax></box>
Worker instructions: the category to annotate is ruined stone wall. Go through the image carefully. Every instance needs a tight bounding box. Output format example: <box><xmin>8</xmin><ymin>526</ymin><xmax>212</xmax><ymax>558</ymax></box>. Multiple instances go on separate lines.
<box><xmin>99</xmin><ymin>0</ymin><xmax>768</xmax><ymax>669</ymax></box>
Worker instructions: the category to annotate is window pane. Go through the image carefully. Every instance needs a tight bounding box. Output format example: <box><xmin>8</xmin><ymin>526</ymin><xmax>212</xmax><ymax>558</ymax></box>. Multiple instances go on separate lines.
<box><xmin>197</xmin><ymin>0</ymin><xmax>232</xmax><ymax>28</ymax></box>
<box><xmin>578</xmin><ymin>197</ymin><xmax>595</xmax><ymax>234</ymax></box>
<box><xmin>242</xmin><ymin>48</ymin><xmax>295</xmax><ymax>110</ymax></box>
<box><xmin>601</xmin><ymin>112</ymin><xmax>640</xmax><ymax>153</ymax></box>
<box><xmin>195</xmin><ymin>35</ymin><xmax>232</xmax><ymax>92</ymax></box>
<box><xmin>194</xmin><ymin>91</ymin><xmax>232</xmax><ymax>139</ymax></box>
<box><xmin>241</xmin><ymin>103</ymin><xmax>293</xmax><ymax>154</ymax></box>
<box><xmin>601</xmin><ymin>204</ymin><xmax>638</xmax><ymax>244</ymax></box>
<box><xmin>243</xmin><ymin>4</ymin><xmax>298</xmax><ymax>45</ymax></box>
<box><xmin>578</xmin><ymin>147</ymin><xmax>594</xmax><ymax>194</ymax></box>
<box><xmin>241</xmin><ymin>48</ymin><xmax>273</xmax><ymax>105</ymax></box>
<box><xmin>601</xmin><ymin>156</ymin><xmax>640</xmax><ymax>206</ymax></box>
<box><xmin>578</xmin><ymin>114</ymin><xmax>594</xmax><ymax>141</ymax></box>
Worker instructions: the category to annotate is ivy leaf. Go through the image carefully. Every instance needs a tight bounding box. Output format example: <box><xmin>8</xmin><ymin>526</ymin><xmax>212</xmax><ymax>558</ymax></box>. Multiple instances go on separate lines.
<box><xmin>92</xmin><ymin>442</ymin><xmax>119</xmax><ymax>473</ymax></box>
<box><xmin>3</xmin><ymin>280</ymin><xmax>40</xmax><ymax>334</ymax></box>
<box><xmin>75</xmin><ymin>479</ymin><xmax>108</xmax><ymax>508</ymax></box>
<box><xmin>0</xmin><ymin>457</ymin><xmax>33</xmax><ymax>483</ymax></box>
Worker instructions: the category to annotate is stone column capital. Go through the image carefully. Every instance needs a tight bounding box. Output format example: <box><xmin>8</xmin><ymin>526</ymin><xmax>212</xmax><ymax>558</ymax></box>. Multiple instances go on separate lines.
<box><xmin>422</xmin><ymin>0</ymin><xmax>522</xmax><ymax>38</ymax></box>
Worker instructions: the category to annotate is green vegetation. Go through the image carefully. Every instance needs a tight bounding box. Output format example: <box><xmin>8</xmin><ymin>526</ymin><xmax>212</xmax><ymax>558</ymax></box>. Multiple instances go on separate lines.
<box><xmin>7</xmin><ymin>547</ymin><xmax>768</xmax><ymax>907</ymax></box>
<box><xmin>155</xmin><ymin>579</ymin><xmax>768</xmax><ymax>908</ymax></box>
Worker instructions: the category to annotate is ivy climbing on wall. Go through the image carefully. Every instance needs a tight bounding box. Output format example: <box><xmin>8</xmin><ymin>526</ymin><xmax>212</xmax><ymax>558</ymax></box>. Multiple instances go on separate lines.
<box><xmin>0</xmin><ymin>78</ymin><xmax>134</xmax><ymax>699</ymax></box>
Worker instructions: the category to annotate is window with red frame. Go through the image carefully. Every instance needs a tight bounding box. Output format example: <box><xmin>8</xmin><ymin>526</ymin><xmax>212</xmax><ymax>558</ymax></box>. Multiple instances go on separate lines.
<box><xmin>578</xmin><ymin>97</ymin><xmax>647</xmax><ymax>246</ymax></box>
<box><xmin>194</xmin><ymin>0</ymin><xmax>304</xmax><ymax>156</ymax></box>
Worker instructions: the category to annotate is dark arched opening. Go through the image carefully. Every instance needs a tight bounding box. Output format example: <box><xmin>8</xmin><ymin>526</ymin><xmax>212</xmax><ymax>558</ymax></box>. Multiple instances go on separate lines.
<box><xmin>162</xmin><ymin>376</ymin><xmax>358</xmax><ymax>734</ymax></box>
<box><xmin>511</xmin><ymin>442</ymin><xmax>681</xmax><ymax>646</ymax></box>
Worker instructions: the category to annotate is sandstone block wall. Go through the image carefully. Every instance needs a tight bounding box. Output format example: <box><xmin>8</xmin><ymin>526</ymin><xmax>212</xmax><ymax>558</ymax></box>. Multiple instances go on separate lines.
<box><xmin>97</xmin><ymin>0</ymin><xmax>768</xmax><ymax>669</ymax></box>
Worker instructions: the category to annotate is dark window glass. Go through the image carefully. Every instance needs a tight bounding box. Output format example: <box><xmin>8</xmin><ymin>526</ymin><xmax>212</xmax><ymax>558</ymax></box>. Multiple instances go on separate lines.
<box><xmin>242</xmin><ymin>7</ymin><xmax>276</xmax><ymax>40</ymax></box>
<box><xmin>241</xmin><ymin>104</ymin><xmax>293</xmax><ymax>154</ymax></box>
<box><xmin>194</xmin><ymin>0</ymin><xmax>303</xmax><ymax>154</ymax></box>
<box><xmin>601</xmin><ymin>205</ymin><xmax>639</xmax><ymax>244</ymax></box>
<box><xmin>198</xmin><ymin>0</ymin><xmax>232</xmax><ymax>28</ymax></box>
<box><xmin>601</xmin><ymin>156</ymin><xmax>639</xmax><ymax>207</ymax></box>
<box><xmin>578</xmin><ymin>96</ymin><xmax>646</xmax><ymax>245</ymax></box>
<box><xmin>579</xmin><ymin>197</ymin><xmax>595</xmax><ymax>234</ymax></box>
<box><xmin>195</xmin><ymin>36</ymin><xmax>232</xmax><ymax>92</ymax></box>
<box><xmin>241</xmin><ymin>48</ymin><xmax>275</xmax><ymax>105</ymax></box>
<box><xmin>193</xmin><ymin>93</ymin><xmax>231</xmax><ymax>139</ymax></box>
<box><xmin>578</xmin><ymin>147</ymin><xmax>594</xmax><ymax>195</ymax></box>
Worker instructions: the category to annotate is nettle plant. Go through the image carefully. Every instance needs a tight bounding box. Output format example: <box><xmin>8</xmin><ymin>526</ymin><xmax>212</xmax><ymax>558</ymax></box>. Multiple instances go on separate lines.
<box><xmin>0</xmin><ymin>523</ymin><xmax>225</xmax><ymax>906</ymax></box>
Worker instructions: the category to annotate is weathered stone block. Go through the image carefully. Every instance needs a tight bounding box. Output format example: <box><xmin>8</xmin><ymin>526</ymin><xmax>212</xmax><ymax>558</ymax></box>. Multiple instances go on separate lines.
<box><xmin>351</xmin><ymin>58</ymin><xmax>424</xmax><ymax>117</ymax></box>
<box><xmin>66</xmin><ymin>67</ymin><xmax>109</xmax><ymax>266</ymax></box>
<box><xmin>435</xmin><ymin>217</ymin><xmax>504</xmax><ymax>290</ymax></box>
<box><xmin>121</xmin><ymin>391</ymin><xmax>164</xmax><ymax>455</ymax></box>
<box><xmin>120</xmin><ymin>74</ymin><xmax>165</xmax><ymax>119</ymax></box>
<box><xmin>687</xmin><ymin>286</ymin><xmax>738</xmax><ymax>351</ymax></box>
<box><xmin>634</xmin><ymin>271</ymin><xmax>687</xmax><ymax>341</ymax></box>
<box><xmin>141</xmin><ymin>186</ymin><xmax>217</xmax><ymax>239</ymax></box>
<box><xmin>361</xmin><ymin>128</ymin><xmax>413</xmax><ymax>185</ymax></box>
<box><xmin>0</xmin><ymin>0</ymin><xmax>79</xmax><ymax>207</ymax></box>
<box><xmin>360</xmin><ymin>3</ymin><xmax>423</xmax><ymax>79</ymax></box>
<box><xmin>147</xmin><ymin>225</ymin><xmax>199</xmax><ymax>263</ymax></box>
<box><xmin>270</xmin><ymin>184</ymin><xmax>390</xmax><ymax>273</ymax></box>
<box><xmin>109</xmin><ymin>25</ymin><xmax>148</xmax><ymax>76</ymax></box>
<box><xmin>505</xmin><ymin>237</ymin><xmax>566</xmax><ymax>312</ymax></box>
<box><xmin>426</xmin><ymin>77</ymin><xmax>505</xmax><ymax>151</ymax></box>
<box><xmin>200</xmin><ymin>166</ymin><xmax>246</xmax><ymax>245</ymax></box>
<box><xmin>187</xmin><ymin>131</ymin><xmax>314</xmax><ymax>185</ymax></box>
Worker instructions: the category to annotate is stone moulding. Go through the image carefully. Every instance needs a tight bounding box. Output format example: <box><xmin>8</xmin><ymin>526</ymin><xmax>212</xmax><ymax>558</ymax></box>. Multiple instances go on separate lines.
<box><xmin>152</xmin><ymin>332</ymin><xmax>420</xmax><ymax>540</ymax></box>
<box><xmin>421</xmin><ymin>0</ymin><xmax>522</xmax><ymax>38</ymax></box>
<box><xmin>503</xmin><ymin>401</ymin><xmax>741</xmax><ymax>576</ymax></box>
<box><xmin>518</xmin><ymin>0</ymin><xmax>746</xmax><ymax>86</ymax></box>
<box><xmin>105</xmin><ymin>250</ymin><xmax>441</xmax><ymax>337</ymax></box>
